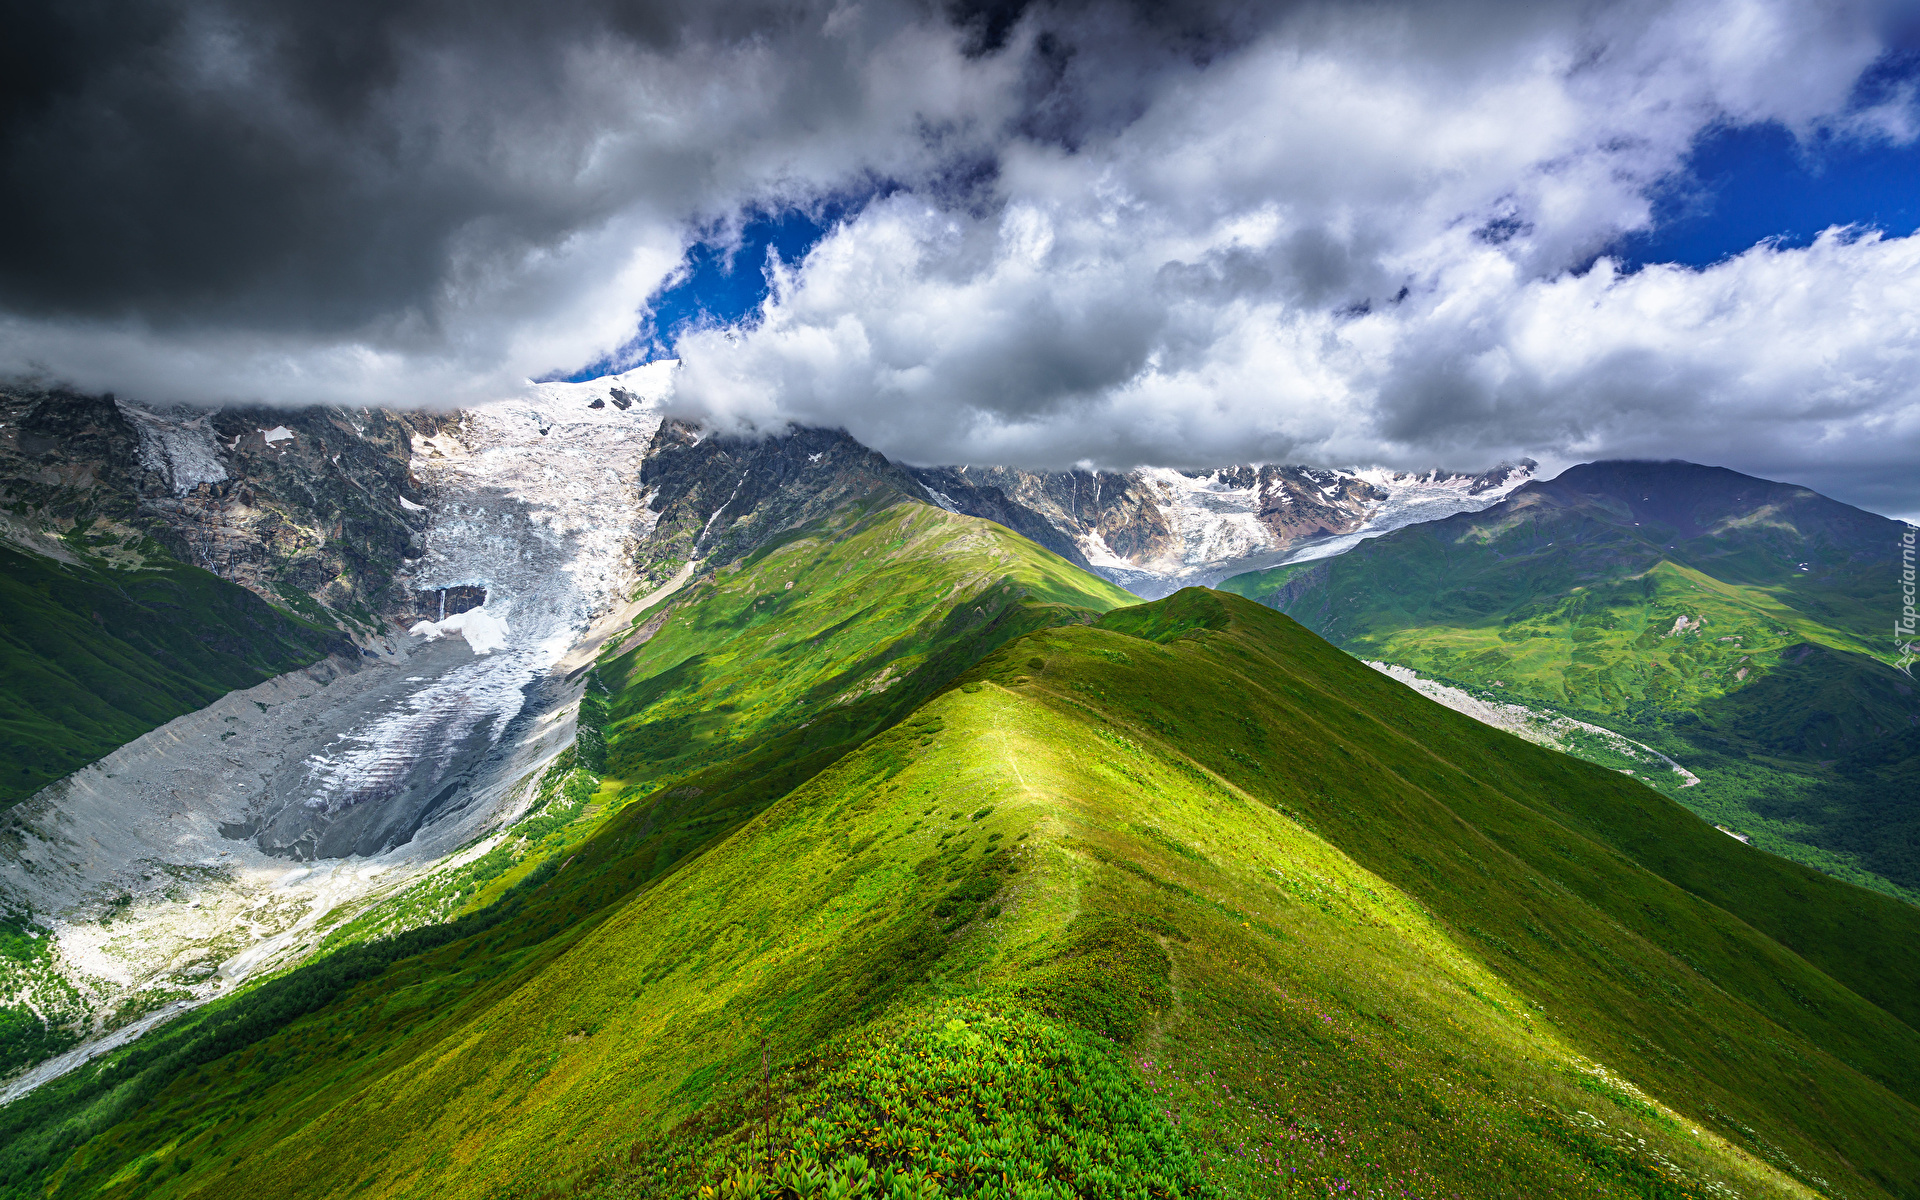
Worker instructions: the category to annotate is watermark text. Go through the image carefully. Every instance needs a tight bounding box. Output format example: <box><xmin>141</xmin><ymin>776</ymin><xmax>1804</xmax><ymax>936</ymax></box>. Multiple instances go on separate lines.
<box><xmin>1900</xmin><ymin>524</ymin><xmax>1916</xmax><ymax>676</ymax></box>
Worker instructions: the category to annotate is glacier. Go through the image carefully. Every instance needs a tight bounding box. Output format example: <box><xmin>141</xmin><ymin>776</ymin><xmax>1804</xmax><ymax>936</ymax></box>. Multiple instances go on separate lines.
<box><xmin>0</xmin><ymin>365</ymin><xmax>673</xmax><ymax>1099</ymax></box>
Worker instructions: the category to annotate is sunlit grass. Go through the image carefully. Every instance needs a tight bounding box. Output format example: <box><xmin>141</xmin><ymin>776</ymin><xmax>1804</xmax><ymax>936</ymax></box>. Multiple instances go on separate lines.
<box><xmin>7</xmin><ymin>526</ymin><xmax>1917</xmax><ymax>1199</ymax></box>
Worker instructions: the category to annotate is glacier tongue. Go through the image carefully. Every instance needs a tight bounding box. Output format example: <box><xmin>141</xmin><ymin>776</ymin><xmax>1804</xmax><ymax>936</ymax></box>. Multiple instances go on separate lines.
<box><xmin>275</xmin><ymin>367</ymin><xmax>670</xmax><ymax>853</ymax></box>
<box><xmin>0</xmin><ymin>365</ymin><xmax>671</xmax><ymax>1099</ymax></box>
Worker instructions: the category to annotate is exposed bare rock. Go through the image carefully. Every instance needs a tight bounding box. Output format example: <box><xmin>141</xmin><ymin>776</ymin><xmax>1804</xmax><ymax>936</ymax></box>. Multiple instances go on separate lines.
<box><xmin>0</xmin><ymin>385</ymin><xmax>449</xmax><ymax>633</ymax></box>
<box><xmin>908</xmin><ymin>460</ymin><xmax>1536</xmax><ymax>597</ymax></box>
<box><xmin>631</xmin><ymin>421</ymin><xmax>934</xmax><ymax>591</ymax></box>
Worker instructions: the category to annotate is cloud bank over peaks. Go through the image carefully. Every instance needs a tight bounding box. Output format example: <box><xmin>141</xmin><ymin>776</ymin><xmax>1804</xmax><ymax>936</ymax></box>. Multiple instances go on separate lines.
<box><xmin>3</xmin><ymin>0</ymin><xmax>1919</xmax><ymax>513</ymax></box>
<box><xmin>0</xmin><ymin>0</ymin><xmax>1023</xmax><ymax>406</ymax></box>
<box><xmin>661</xmin><ymin>0</ymin><xmax>1920</xmax><ymax>514</ymax></box>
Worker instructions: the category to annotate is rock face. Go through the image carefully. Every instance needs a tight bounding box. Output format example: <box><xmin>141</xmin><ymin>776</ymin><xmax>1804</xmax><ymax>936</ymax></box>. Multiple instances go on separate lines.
<box><xmin>0</xmin><ymin>385</ymin><xmax>448</xmax><ymax>636</ymax></box>
<box><xmin>0</xmin><ymin>388</ymin><xmax>171</xmax><ymax>568</ymax></box>
<box><xmin>908</xmin><ymin>460</ymin><xmax>1536</xmax><ymax>597</ymax></box>
<box><xmin>407</xmin><ymin>586</ymin><xmax>488</xmax><ymax>624</ymax></box>
<box><xmin>631</xmin><ymin>422</ymin><xmax>936</xmax><ymax>591</ymax></box>
<box><xmin>146</xmin><ymin>404</ymin><xmax>442</xmax><ymax>632</ymax></box>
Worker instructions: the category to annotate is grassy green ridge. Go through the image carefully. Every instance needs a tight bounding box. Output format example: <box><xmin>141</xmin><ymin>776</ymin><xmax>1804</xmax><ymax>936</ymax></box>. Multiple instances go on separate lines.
<box><xmin>291</xmin><ymin>492</ymin><xmax>1133</xmax><ymax>962</ymax></box>
<box><xmin>0</xmin><ymin>541</ymin><xmax>342</xmax><ymax>808</ymax></box>
<box><xmin>0</xmin><ymin>496</ymin><xmax>1141</xmax><ymax>1197</ymax></box>
<box><xmin>561</xmin><ymin>494</ymin><xmax>1137</xmax><ymax>905</ymax></box>
<box><xmin>0</xmin><ymin>494</ymin><xmax>1134</xmax><ymax>1186</ymax></box>
<box><xmin>1222</xmin><ymin>460</ymin><xmax>1920</xmax><ymax>900</ymax></box>
<box><xmin>4</xmin><ymin>565</ymin><xmax>1915</xmax><ymax>1198</ymax></box>
<box><xmin>325</xmin><ymin>494</ymin><xmax>1136</xmax><ymax>956</ymax></box>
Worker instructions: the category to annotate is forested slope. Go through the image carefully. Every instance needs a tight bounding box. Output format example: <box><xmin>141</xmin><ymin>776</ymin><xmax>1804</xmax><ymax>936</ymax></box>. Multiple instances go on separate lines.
<box><xmin>0</xmin><ymin>543</ymin><xmax>341</xmax><ymax>808</ymax></box>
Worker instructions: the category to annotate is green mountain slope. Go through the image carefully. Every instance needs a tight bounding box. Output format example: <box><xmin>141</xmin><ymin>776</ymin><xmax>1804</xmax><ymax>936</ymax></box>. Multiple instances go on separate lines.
<box><xmin>0</xmin><ymin>542</ymin><xmax>343</xmax><ymax>809</ymax></box>
<box><xmin>330</xmin><ymin>486</ymin><xmax>1144</xmax><ymax>935</ymax></box>
<box><xmin>4</xmin><ymin>504</ymin><xmax>1918</xmax><ymax>1199</ymax></box>
<box><xmin>1222</xmin><ymin>460</ymin><xmax>1920</xmax><ymax>901</ymax></box>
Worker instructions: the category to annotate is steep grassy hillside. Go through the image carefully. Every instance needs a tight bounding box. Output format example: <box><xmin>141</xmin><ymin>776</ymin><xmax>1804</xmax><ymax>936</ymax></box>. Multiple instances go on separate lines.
<box><xmin>5</xmin><ymin>564</ymin><xmax>1917</xmax><ymax>1198</ymax></box>
<box><xmin>304</xmin><ymin>491</ymin><xmax>1141</xmax><ymax>948</ymax></box>
<box><xmin>0</xmin><ymin>542</ymin><xmax>342</xmax><ymax>809</ymax></box>
<box><xmin>1223</xmin><ymin>460</ymin><xmax>1920</xmax><ymax>900</ymax></box>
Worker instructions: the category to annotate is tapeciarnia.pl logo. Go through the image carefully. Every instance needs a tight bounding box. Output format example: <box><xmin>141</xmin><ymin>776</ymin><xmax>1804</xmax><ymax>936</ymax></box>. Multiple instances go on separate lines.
<box><xmin>1900</xmin><ymin>524</ymin><xmax>1917</xmax><ymax>677</ymax></box>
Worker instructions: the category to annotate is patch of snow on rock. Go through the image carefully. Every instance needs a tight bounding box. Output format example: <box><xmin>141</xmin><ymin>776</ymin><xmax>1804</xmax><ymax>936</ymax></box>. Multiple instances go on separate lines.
<box><xmin>410</xmin><ymin>603</ymin><xmax>512</xmax><ymax>654</ymax></box>
<box><xmin>1135</xmin><ymin>467</ymin><xmax>1276</xmax><ymax>569</ymax></box>
<box><xmin>1077</xmin><ymin>462</ymin><xmax>1537</xmax><ymax>597</ymax></box>
<box><xmin>1279</xmin><ymin>465</ymin><xmax>1536</xmax><ymax>568</ymax></box>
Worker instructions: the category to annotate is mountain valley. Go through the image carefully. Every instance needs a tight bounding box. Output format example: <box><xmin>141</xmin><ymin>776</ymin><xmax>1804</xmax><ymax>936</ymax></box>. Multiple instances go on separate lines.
<box><xmin>0</xmin><ymin>390</ymin><xmax>1915</xmax><ymax>1199</ymax></box>
<box><xmin>912</xmin><ymin>460</ymin><xmax>1537</xmax><ymax>598</ymax></box>
<box><xmin>1222</xmin><ymin>461</ymin><xmax>1920</xmax><ymax>903</ymax></box>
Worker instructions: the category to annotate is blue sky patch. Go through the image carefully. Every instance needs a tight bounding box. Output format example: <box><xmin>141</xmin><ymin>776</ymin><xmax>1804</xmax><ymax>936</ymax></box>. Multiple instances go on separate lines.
<box><xmin>1616</xmin><ymin>121</ymin><xmax>1920</xmax><ymax>269</ymax></box>
<box><xmin>552</xmin><ymin>199</ymin><xmax>871</xmax><ymax>382</ymax></box>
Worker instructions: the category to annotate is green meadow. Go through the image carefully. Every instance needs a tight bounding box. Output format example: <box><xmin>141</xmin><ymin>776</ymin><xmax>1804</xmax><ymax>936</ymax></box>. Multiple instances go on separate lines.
<box><xmin>3</xmin><ymin>494</ymin><xmax>1917</xmax><ymax>1199</ymax></box>
<box><xmin>1223</xmin><ymin>463</ymin><xmax>1920</xmax><ymax>902</ymax></box>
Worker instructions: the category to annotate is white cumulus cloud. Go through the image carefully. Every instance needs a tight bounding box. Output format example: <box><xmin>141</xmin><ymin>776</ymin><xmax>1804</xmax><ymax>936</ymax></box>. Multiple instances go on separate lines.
<box><xmin>663</xmin><ymin>0</ymin><xmax>1920</xmax><ymax>515</ymax></box>
<box><xmin>5</xmin><ymin>0</ymin><xmax>1920</xmax><ymax>512</ymax></box>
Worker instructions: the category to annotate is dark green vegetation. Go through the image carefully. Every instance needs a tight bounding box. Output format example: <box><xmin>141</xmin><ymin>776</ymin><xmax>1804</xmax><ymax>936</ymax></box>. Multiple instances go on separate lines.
<box><xmin>0</xmin><ymin>542</ymin><xmax>340</xmax><ymax>808</ymax></box>
<box><xmin>1224</xmin><ymin>460</ymin><xmax>1920</xmax><ymax>901</ymax></box>
<box><xmin>0</xmin><ymin>385</ymin><xmax>445</xmax><ymax>810</ymax></box>
<box><xmin>0</xmin><ymin>917</ymin><xmax>78</xmax><ymax>1075</ymax></box>
<box><xmin>618</xmin><ymin>1001</ymin><xmax>1214</xmax><ymax>1199</ymax></box>
<box><xmin>3</xmin><ymin>492</ymin><xmax>1917</xmax><ymax>1199</ymax></box>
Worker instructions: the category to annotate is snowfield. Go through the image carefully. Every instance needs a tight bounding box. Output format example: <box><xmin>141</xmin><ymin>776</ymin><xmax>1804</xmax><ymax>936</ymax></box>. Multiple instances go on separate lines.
<box><xmin>1081</xmin><ymin>463</ymin><xmax>1535</xmax><ymax>596</ymax></box>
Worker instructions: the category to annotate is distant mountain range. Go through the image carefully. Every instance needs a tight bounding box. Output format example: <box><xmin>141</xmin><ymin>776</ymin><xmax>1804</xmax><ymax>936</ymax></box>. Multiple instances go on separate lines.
<box><xmin>1222</xmin><ymin>459</ymin><xmax>1919</xmax><ymax>901</ymax></box>
<box><xmin>3</xmin><ymin>382</ymin><xmax>1917</xmax><ymax>1199</ymax></box>
<box><xmin>908</xmin><ymin>459</ymin><xmax>1536</xmax><ymax>596</ymax></box>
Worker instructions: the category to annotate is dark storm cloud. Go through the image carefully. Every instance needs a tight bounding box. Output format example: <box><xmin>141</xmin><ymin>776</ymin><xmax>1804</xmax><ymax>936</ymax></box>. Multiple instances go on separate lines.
<box><xmin>0</xmin><ymin>0</ymin><xmax>1047</xmax><ymax>401</ymax></box>
<box><xmin>0</xmin><ymin>0</ymin><xmax>836</xmax><ymax>329</ymax></box>
<box><xmin>0</xmin><ymin>0</ymin><xmax>1267</xmax><ymax>332</ymax></box>
<box><xmin>3</xmin><ymin>0</ymin><xmax>1920</xmax><ymax>517</ymax></box>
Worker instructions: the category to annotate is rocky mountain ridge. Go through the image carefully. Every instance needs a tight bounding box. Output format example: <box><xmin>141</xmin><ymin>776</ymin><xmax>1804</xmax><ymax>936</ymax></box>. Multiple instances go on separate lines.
<box><xmin>3</xmin><ymin>377</ymin><xmax>1538</xmax><ymax>626</ymax></box>
<box><xmin>0</xmin><ymin>386</ymin><xmax>446</xmax><ymax>644</ymax></box>
<box><xmin>910</xmin><ymin>459</ymin><xmax>1535</xmax><ymax>596</ymax></box>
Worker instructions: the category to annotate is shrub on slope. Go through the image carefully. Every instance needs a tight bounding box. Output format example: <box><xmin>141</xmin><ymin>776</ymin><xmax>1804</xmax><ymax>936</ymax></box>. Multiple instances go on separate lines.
<box><xmin>613</xmin><ymin>1002</ymin><xmax>1213</xmax><ymax>1200</ymax></box>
